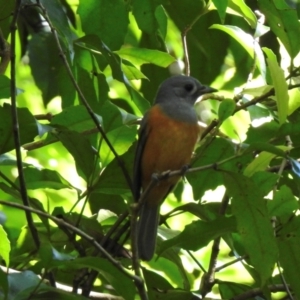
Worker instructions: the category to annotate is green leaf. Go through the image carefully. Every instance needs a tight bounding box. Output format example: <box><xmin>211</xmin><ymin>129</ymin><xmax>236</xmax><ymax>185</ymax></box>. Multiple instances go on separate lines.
<box><xmin>251</xmin><ymin>171</ymin><xmax>278</xmax><ymax>196</ymax></box>
<box><xmin>0</xmin><ymin>154</ymin><xmax>31</xmax><ymax>167</ymax></box>
<box><xmin>171</xmin><ymin>202</ymin><xmax>221</xmax><ymax>222</ymax></box>
<box><xmin>228</xmin><ymin>0</ymin><xmax>257</xmax><ymax>28</ymax></box>
<box><xmin>115</xmin><ymin>47</ymin><xmax>176</xmax><ymax>67</ymax></box>
<box><xmin>160</xmin><ymin>216</ymin><xmax>236</xmax><ymax>252</ymax></box>
<box><xmin>219</xmin><ymin>281</ymin><xmax>251</xmax><ymax>299</ymax></box>
<box><xmin>211</xmin><ymin>25</ymin><xmax>266</xmax><ymax>80</ymax></box>
<box><xmin>58</xmin><ymin>257</ymin><xmax>135</xmax><ymax>300</ymax></box>
<box><xmin>155</xmin><ymin>242</ymin><xmax>190</xmax><ymax>290</ymax></box>
<box><xmin>223</xmin><ymin>172</ymin><xmax>277</xmax><ymax>285</ymax></box>
<box><xmin>0</xmin><ymin>75</ymin><xmax>11</xmax><ymax>99</ymax></box>
<box><xmin>93</xmin><ymin>143</ymin><xmax>134</xmax><ymax>195</ymax></box>
<box><xmin>268</xmin><ymin>185</ymin><xmax>298</xmax><ymax>218</ymax></box>
<box><xmin>55</xmin><ymin>129</ymin><xmax>98</xmax><ymax>181</ymax></box>
<box><xmin>0</xmin><ymin>225</ymin><xmax>10</xmax><ymax>266</ymax></box>
<box><xmin>121</xmin><ymin>60</ymin><xmax>148</xmax><ymax>80</ymax></box>
<box><xmin>263</xmin><ymin>48</ymin><xmax>289</xmax><ymax>125</ymax></box>
<box><xmin>78</xmin><ymin>35</ymin><xmax>150</xmax><ymax>113</ymax></box>
<box><xmin>132</xmin><ymin>0</ymin><xmax>158</xmax><ymax>34</ymax></box>
<box><xmin>212</xmin><ymin>0</ymin><xmax>228</xmax><ymax>23</ymax></box>
<box><xmin>245</xmin><ymin>121</ymin><xmax>280</xmax><ymax>144</ymax></box>
<box><xmin>277</xmin><ymin>217</ymin><xmax>300</xmax><ymax>300</ymax></box>
<box><xmin>164</xmin><ymin>0</ymin><xmax>207</xmax><ymax>31</ymax></box>
<box><xmin>15</xmin><ymin>286</ymin><xmax>88</xmax><ymax>300</ymax></box>
<box><xmin>245</xmin><ymin>142</ymin><xmax>287</xmax><ymax>157</ymax></box>
<box><xmin>89</xmin><ymin>193</ymin><xmax>127</xmax><ymax>215</ymax></box>
<box><xmin>39</xmin><ymin>0</ymin><xmax>76</xmax><ymax>56</ymax></box>
<box><xmin>78</xmin><ymin>0</ymin><xmax>129</xmax><ymax>50</ymax></box>
<box><xmin>243</xmin><ymin>151</ymin><xmax>276</xmax><ymax>177</ymax></box>
<box><xmin>258</xmin><ymin>0</ymin><xmax>300</xmax><ymax>58</ymax></box>
<box><xmin>101</xmin><ymin>125</ymin><xmax>136</xmax><ymax>166</ymax></box>
<box><xmin>28</xmin><ymin>33</ymin><xmax>63</xmax><ymax>105</ymax></box>
<box><xmin>0</xmin><ymin>104</ymin><xmax>38</xmax><ymax>154</ymax></box>
<box><xmin>188</xmin><ymin>138</ymin><xmax>251</xmax><ymax>199</ymax></box>
<box><xmin>7</xmin><ymin>271</ymin><xmax>43</xmax><ymax>300</ymax></box>
<box><xmin>51</xmin><ymin>105</ymin><xmax>103</xmax><ymax>132</ymax></box>
<box><xmin>218</xmin><ymin>99</ymin><xmax>236</xmax><ymax>123</ymax></box>
<box><xmin>22</xmin><ymin>167</ymin><xmax>77</xmax><ymax>191</ymax></box>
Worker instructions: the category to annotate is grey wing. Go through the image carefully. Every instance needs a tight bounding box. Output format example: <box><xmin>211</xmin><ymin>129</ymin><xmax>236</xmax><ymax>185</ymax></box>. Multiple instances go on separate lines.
<box><xmin>133</xmin><ymin>113</ymin><xmax>150</xmax><ymax>202</ymax></box>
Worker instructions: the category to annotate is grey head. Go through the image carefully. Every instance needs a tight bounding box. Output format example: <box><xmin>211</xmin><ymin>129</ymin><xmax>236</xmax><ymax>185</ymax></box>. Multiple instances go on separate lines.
<box><xmin>154</xmin><ymin>75</ymin><xmax>216</xmax><ymax>106</ymax></box>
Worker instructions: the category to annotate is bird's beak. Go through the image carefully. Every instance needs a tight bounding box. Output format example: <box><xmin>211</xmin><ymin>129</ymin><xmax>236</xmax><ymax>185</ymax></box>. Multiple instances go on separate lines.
<box><xmin>199</xmin><ymin>85</ymin><xmax>217</xmax><ymax>96</ymax></box>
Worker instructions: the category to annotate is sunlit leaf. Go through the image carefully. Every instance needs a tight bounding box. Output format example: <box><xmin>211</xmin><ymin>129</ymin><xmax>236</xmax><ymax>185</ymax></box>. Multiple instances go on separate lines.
<box><xmin>258</xmin><ymin>0</ymin><xmax>300</xmax><ymax>58</ymax></box>
<box><xmin>228</xmin><ymin>0</ymin><xmax>257</xmax><ymax>28</ymax></box>
<box><xmin>218</xmin><ymin>99</ymin><xmax>236</xmax><ymax>123</ymax></box>
<box><xmin>211</xmin><ymin>25</ymin><xmax>266</xmax><ymax>80</ymax></box>
<box><xmin>0</xmin><ymin>225</ymin><xmax>10</xmax><ymax>266</ymax></box>
<box><xmin>22</xmin><ymin>167</ymin><xmax>77</xmax><ymax>191</ymax></box>
<box><xmin>54</xmin><ymin>129</ymin><xmax>98</xmax><ymax>181</ymax></box>
<box><xmin>115</xmin><ymin>47</ymin><xmax>176</xmax><ymax>67</ymax></box>
<box><xmin>212</xmin><ymin>0</ymin><xmax>228</xmax><ymax>23</ymax></box>
<box><xmin>263</xmin><ymin>48</ymin><xmax>289</xmax><ymax>125</ymax></box>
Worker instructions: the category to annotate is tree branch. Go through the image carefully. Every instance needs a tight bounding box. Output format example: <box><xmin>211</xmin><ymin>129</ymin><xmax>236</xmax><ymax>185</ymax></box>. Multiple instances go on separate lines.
<box><xmin>10</xmin><ymin>0</ymin><xmax>40</xmax><ymax>249</ymax></box>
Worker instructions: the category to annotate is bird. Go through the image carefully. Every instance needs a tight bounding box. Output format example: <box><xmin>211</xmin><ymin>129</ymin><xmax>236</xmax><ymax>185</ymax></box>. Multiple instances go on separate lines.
<box><xmin>133</xmin><ymin>75</ymin><xmax>216</xmax><ymax>261</ymax></box>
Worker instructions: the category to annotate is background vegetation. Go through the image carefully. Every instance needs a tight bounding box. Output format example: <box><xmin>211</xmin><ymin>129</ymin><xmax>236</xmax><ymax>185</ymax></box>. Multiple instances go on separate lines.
<box><xmin>0</xmin><ymin>0</ymin><xmax>300</xmax><ymax>299</ymax></box>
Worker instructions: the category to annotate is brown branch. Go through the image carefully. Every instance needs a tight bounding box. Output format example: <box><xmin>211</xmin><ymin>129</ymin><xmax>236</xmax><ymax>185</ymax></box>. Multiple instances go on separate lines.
<box><xmin>10</xmin><ymin>0</ymin><xmax>40</xmax><ymax>249</ymax></box>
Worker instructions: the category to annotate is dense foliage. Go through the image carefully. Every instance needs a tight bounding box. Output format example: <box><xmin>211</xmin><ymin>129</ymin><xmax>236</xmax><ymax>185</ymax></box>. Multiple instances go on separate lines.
<box><xmin>0</xmin><ymin>0</ymin><xmax>300</xmax><ymax>299</ymax></box>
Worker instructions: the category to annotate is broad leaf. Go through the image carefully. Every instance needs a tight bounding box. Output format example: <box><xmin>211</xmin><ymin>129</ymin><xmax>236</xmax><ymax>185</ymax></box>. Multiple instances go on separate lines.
<box><xmin>160</xmin><ymin>216</ymin><xmax>236</xmax><ymax>252</ymax></box>
<box><xmin>223</xmin><ymin>172</ymin><xmax>277</xmax><ymax>285</ymax></box>
<box><xmin>0</xmin><ymin>104</ymin><xmax>38</xmax><ymax>154</ymax></box>
<box><xmin>263</xmin><ymin>48</ymin><xmax>289</xmax><ymax>125</ymax></box>
<box><xmin>78</xmin><ymin>0</ymin><xmax>129</xmax><ymax>50</ymax></box>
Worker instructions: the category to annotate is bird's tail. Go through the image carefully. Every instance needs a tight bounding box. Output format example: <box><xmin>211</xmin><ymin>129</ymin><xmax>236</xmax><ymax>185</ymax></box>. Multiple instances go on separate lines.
<box><xmin>137</xmin><ymin>202</ymin><xmax>160</xmax><ymax>261</ymax></box>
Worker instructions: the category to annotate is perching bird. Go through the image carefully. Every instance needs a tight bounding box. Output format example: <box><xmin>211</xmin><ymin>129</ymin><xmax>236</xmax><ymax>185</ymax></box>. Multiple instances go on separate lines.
<box><xmin>133</xmin><ymin>75</ymin><xmax>216</xmax><ymax>260</ymax></box>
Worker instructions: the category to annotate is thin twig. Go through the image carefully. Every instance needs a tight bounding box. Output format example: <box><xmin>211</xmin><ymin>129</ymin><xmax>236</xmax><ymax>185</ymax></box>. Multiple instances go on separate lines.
<box><xmin>81</xmin><ymin>212</ymin><xmax>130</xmax><ymax>296</ymax></box>
<box><xmin>277</xmin><ymin>261</ymin><xmax>294</xmax><ymax>300</ymax></box>
<box><xmin>231</xmin><ymin>284</ymin><xmax>292</xmax><ymax>300</ymax></box>
<box><xmin>215</xmin><ymin>255</ymin><xmax>247</xmax><ymax>272</ymax></box>
<box><xmin>200</xmin><ymin>194</ymin><xmax>230</xmax><ymax>297</ymax></box>
<box><xmin>10</xmin><ymin>0</ymin><xmax>40</xmax><ymax>249</ymax></box>
<box><xmin>181</xmin><ymin>4</ymin><xmax>209</xmax><ymax>76</ymax></box>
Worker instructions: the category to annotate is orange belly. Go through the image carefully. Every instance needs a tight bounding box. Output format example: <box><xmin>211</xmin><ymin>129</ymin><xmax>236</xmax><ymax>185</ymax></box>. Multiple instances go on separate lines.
<box><xmin>141</xmin><ymin>105</ymin><xmax>199</xmax><ymax>206</ymax></box>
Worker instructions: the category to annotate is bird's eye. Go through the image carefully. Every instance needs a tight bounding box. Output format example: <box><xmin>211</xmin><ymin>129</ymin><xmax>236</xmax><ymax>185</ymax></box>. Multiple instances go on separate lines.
<box><xmin>184</xmin><ymin>83</ymin><xmax>194</xmax><ymax>92</ymax></box>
